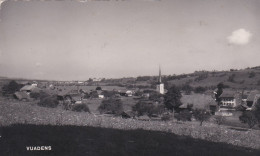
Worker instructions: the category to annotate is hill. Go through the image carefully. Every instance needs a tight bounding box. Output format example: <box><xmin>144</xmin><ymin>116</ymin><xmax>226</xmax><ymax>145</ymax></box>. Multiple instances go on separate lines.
<box><xmin>167</xmin><ymin>66</ymin><xmax>260</xmax><ymax>90</ymax></box>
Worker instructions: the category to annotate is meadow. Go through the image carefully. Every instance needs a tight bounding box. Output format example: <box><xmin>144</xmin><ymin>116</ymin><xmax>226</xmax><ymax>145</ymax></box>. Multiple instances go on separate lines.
<box><xmin>1</xmin><ymin>124</ymin><xmax>260</xmax><ymax>156</ymax></box>
<box><xmin>1</xmin><ymin>97</ymin><xmax>260</xmax><ymax>150</ymax></box>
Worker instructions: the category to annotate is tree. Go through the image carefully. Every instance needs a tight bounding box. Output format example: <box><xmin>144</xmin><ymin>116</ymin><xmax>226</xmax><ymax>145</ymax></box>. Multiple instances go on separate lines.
<box><xmin>89</xmin><ymin>91</ymin><xmax>99</xmax><ymax>98</ymax></box>
<box><xmin>174</xmin><ymin>110</ymin><xmax>192</xmax><ymax>121</ymax></box>
<box><xmin>215</xmin><ymin>83</ymin><xmax>224</xmax><ymax>104</ymax></box>
<box><xmin>149</xmin><ymin>91</ymin><xmax>163</xmax><ymax>102</ymax></box>
<box><xmin>181</xmin><ymin>84</ymin><xmax>193</xmax><ymax>95</ymax></box>
<box><xmin>98</xmin><ymin>98</ymin><xmax>123</xmax><ymax>115</ymax></box>
<box><xmin>72</xmin><ymin>103</ymin><xmax>90</xmax><ymax>112</ymax></box>
<box><xmin>254</xmin><ymin>99</ymin><xmax>260</xmax><ymax>124</ymax></box>
<box><xmin>37</xmin><ymin>96</ymin><xmax>59</xmax><ymax>108</ymax></box>
<box><xmin>2</xmin><ymin>80</ymin><xmax>23</xmax><ymax>96</ymax></box>
<box><xmin>193</xmin><ymin>109</ymin><xmax>211</xmax><ymax>126</ymax></box>
<box><xmin>164</xmin><ymin>85</ymin><xmax>182</xmax><ymax>111</ymax></box>
<box><xmin>96</xmin><ymin>86</ymin><xmax>102</xmax><ymax>91</ymax></box>
<box><xmin>132</xmin><ymin>100</ymin><xmax>164</xmax><ymax>117</ymax></box>
<box><xmin>239</xmin><ymin>111</ymin><xmax>257</xmax><ymax>128</ymax></box>
<box><xmin>102</xmin><ymin>90</ymin><xmax>117</xmax><ymax>98</ymax></box>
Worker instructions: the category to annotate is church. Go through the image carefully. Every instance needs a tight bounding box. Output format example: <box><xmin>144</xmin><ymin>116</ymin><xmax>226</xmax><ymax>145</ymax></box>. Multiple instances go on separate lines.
<box><xmin>156</xmin><ymin>66</ymin><xmax>164</xmax><ymax>94</ymax></box>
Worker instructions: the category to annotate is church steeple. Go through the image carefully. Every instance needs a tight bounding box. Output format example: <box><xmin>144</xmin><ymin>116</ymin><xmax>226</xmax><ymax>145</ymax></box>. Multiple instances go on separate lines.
<box><xmin>158</xmin><ymin>65</ymin><xmax>162</xmax><ymax>83</ymax></box>
<box><xmin>156</xmin><ymin>65</ymin><xmax>164</xmax><ymax>94</ymax></box>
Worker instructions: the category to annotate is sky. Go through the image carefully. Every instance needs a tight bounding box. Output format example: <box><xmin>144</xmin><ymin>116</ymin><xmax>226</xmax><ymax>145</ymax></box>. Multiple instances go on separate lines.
<box><xmin>0</xmin><ymin>0</ymin><xmax>259</xmax><ymax>81</ymax></box>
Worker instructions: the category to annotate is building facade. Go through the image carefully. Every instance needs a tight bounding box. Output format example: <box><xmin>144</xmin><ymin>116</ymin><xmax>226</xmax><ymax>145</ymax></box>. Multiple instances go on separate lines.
<box><xmin>156</xmin><ymin>66</ymin><xmax>164</xmax><ymax>94</ymax></box>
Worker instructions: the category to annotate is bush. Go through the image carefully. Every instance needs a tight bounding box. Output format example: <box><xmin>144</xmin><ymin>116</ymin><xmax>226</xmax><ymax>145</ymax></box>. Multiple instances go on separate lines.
<box><xmin>239</xmin><ymin>111</ymin><xmax>257</xmax><ymax>128</ymax></box>
<box><xmin>89</xmin><ymin>91</ymin><xmax>99</xmax><ymax>98</ymax></box>
<box><xmin>102</xmin><ymin>90</ymin><xmax>117</xmax><ymax>98</ymax></box>
<box><xmin>38</xmin><ymin>96</ymin><xmax>59</xmax><ymax>108</ymax></box>
<box><xmin>228</xmin><ymin>74</ymin><xmax>236</xmax><ymax>82</ymax></box>
<box><xmin>132</xmin><ymin>101</ymin><xmax>164</xmax><ymax>117</ymax></box>
<box><xmin>161</xmin><ymin>113</ymin><xmax>171</xmax><ymax>121</ymax></box>
<box><xmin>194</xmin><ymin>72</ymin><xmax>208</xmax><ymax>81</ymax></box>
<box><xmin>215</xmin><ymin>116</ymin><xmax>226</xmax><ymax>125</ymax></box>
<box><xmin>2</xmin><ymin>80</ymin><xmax>23</xmax><ymax>96</ymax></box>
<box><xmin>181</xmin><ymin>84</ymin><xmax>193</xmax><ymax>95</ymax></box>
<box><xmin>30</xmin><ymin>92</ymin><xmax>41</xmax><ymax>99</ymax></box>
<box><xmin>136</xmin><ymin>76</ymin><xmax>151</xmax><ymax>81</ymax></box>
<box><xmin>96</xmin><ymin>86</ymin><xmax>102</xmax><ymax>91</ymax></box>
<box><xmin>174</xmin><ymin>110</ymin><xmax>192</xmax><ymax>121</ymax></box>
<box><xmin>257</xmin><ymin>80</ymin><xmax>260</xmax><ymax>86</ymax></box>
<box><xmin>98</xmin><ymin>98</ymin><xmax>123</xmax><ymax>115</ymax></box>
<box><xmin>72</xmin><ymin>104</ymin><xmax>90</xmax><ymax>112</ymax></box>
<box><xmin>249</xmin><ymin>71</ymin><xmax>256</xmax><ymax>78</ymax></box>
<box><xmin>149</xmin><ymin>92</ymin><xmax>163</xmax><ymax>102</ymax></box>
<box><xmin>194</xmin><ymin>86</ymin><xmax>206</xmax><ymax>94</ymax></box>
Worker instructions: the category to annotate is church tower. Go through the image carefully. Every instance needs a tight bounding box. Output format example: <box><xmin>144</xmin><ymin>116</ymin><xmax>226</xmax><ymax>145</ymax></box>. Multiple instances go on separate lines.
<box><xmin>156</xmin><ymin>66</ymin><xmax>164</xmax><ymax>94</ymax></box>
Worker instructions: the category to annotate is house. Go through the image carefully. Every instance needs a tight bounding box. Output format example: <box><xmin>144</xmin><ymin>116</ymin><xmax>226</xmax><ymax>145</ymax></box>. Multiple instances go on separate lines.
<box><xmin>98</xmin><ymin>95</ymin><xmax>104</xmax><ymax>99</ymax></box>
<box><xmin>219</xmin><ymin>90</ymin><xmax>241</xmax><ymax>109</ymax></box>
<box><xmin>14</xmin><ymin>91</ymin><xmax>30</xmax><ymax>101</ymax></box>
<box><xmin>118</xmin><ymin>90</ymin><xmax>133</xmax><ymax>97</ymax></box>
<box><xmin>216</xmin><ymin>90</ymin><xmax>242</xmax><ymax>116</ymax></box>
<box><xmin>20</xmin><ymin>85</ymin><xmax>40</xmax><ymax>94</ymax></box>
<box><xmin>57</xmin><ymin>89</ymin><xmax>82</xmax><ymax>104</ymax></box>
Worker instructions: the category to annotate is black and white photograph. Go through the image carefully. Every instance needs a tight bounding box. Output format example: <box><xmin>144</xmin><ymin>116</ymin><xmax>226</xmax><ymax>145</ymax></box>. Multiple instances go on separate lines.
<box><xmin>0</xmin><ymin>0</ymin><xmax>260</xmax><ymax>155</ymax></box>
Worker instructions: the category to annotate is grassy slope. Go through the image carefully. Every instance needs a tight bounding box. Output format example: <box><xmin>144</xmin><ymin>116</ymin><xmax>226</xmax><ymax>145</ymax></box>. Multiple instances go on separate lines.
<box><xmin>168</xmin><ymin>67</ymin><xmax>260</xmax><ymax>89</ymax></box>
<box><xmin>0</xmin><ymin>124</ymin><xmax>259</xmax><ymax>156</ymax></box>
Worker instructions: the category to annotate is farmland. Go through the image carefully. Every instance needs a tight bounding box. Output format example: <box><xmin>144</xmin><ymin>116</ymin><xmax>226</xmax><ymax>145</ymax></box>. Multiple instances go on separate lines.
<box><xmin>1</xmin><ymin>96</ymin><xmax>260</xmax><ymax>150</ymax></box>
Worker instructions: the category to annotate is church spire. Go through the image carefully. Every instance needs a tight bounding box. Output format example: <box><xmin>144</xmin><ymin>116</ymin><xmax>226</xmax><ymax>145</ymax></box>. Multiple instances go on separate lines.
<box><xmin>159</xmin><ymin>65</ymin><xmax>162</xmax><ymax>83</ymax></box>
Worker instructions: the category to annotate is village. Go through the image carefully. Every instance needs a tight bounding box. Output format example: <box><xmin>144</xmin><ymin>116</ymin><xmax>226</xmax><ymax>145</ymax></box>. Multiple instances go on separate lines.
<box><xmin>1</xmin><ymin>66</ymin><xmax>259</xmax><ymax>128</ymax></box>
<box><xmin>1</xmin><ymin>67</ymin><xmax>260</xmax><ymax>153</ymax></box>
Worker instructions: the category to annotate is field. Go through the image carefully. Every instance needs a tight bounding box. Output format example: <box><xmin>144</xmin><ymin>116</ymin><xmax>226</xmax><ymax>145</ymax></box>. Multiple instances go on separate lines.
<box><xmin>1</xmin><ymin>97</ymin><xmax>260</xmax><ymax>150</ymax></box>
<box><xmin>1</xmin><ymin>124</ymin><xmax>260</xmax><ymax>156</ymax></box>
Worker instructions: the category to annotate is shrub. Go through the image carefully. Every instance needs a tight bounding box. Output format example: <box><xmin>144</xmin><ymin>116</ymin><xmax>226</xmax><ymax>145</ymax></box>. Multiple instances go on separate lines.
<box><xmin>181</xmin><ymin>84</ymin><xmax>193</xmax><ymax>95</ymax></box>
<box><xmin>72</xmin><ymin>103</ymin><xmax>90</xmax><ymax>112</ymax></box>
<box><xmin>161</xmin><ymin>113</ymin><xmax>171</xmax><ymax>121</ymax></box>
<box><xmin>228</xmin><ymin>74</ymin><xmax>236</xmax><ymax>82</ymax></box>
<box><xmin>193</xmin><ymin>109</ymin><xmax>211</xmax><ymax>126</ymax></box>
<box><xmin>30</xmin><ymin>92</ymin><xmax>41</xmax><ymax>99</ymax></box>
<box><xmin>215</xmin><ymin>116</ymin><xmax>226</xmax><ymax>125</ymax></box>
<box><xmin>102</xmin><ymin>90</ymin><xmax>117</xmax><ymax>98</ymax></box>
<box><xmin>98</xmin><ymin>98</ymin><xmax>123</xmax><ymax>115</ymax></box>
<box><xmin>194</xmin><ymin>72</ymin><xmax>208</xmax><ymax>81</ymax></box>
<box><xmin>132</xmin><ymin>101</ymin><xmax>164</xmax><ymax>117</ymax></box>
<box><xmin>257</xmin><ymin>80</ymin><xmax>260</xmax><ymax>86</ymax></box>
<box><xmin>89</xmin><ymin>91</ymin><xmax>99</xmax><ymax>98</ymax></box>
<box><xmin>38</xmin><ymin>96</ymin><xmax>59</xmax><ymax>108</ymax></box>
<box><xmin>136</xmin><ymin>76</ymin><xmax>151</xmax><ymax>81</ymax></box>
<box><xmin>239</xmin><ymin>111</ymin><xmax>257</xmax><ymax>128</ymax></box>
<box><xmin>2</xmin><ymin>80</ymin><xmax>23</xmax><ymax>96</ymax></box>
<box><xmin>96</xmin><ymin>86</ymin><xmax>102</xmax><ymax>91</ymax></box>
<box><xmin>174</xmin><ymin>110</ymin><xmax>192</xmax><ymax>121</ymax></box>
<box><xmin>194</xmin><ymin>86</ymin><xmax>206</xmax><ymax>93</ymax></box>
<box><xmin>149</xmin><ymin>92</ymin><xmax>163</xmax><ymax>102</ymax></box>
<box><xmin>249</xmin><ymin>71</ymin><xmax>256</xmax><ymax>78</ymax></box>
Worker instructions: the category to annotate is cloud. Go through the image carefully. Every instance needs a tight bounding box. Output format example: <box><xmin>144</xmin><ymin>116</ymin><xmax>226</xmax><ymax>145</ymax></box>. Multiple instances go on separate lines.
<box><xmin>227</xmin><ymin>29</ymin><xmax>252</xmax><ymax>45</ymax></box>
